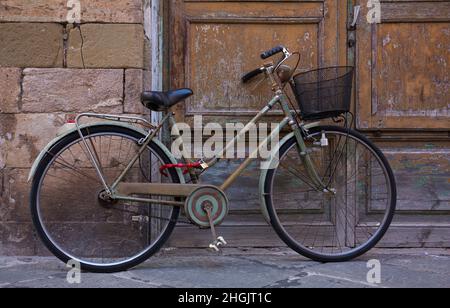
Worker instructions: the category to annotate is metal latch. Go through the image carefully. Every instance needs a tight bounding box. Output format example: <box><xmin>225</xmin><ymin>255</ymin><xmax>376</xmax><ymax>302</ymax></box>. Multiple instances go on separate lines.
<box><xmin>348</xmin><ymin>5</ymin><xmax>361</xmax><ymax>31</ymax></box>
<box><xmin>348</xmin><ymin>5</ymin><xmax>361</xmax><ymax>47</ymax></box>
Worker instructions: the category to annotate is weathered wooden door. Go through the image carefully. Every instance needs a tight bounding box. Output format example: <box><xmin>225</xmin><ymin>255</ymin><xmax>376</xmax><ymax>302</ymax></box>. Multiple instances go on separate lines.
<box><xmin>167</xmin><ymin>1</ymin><xmax>449</xmax><ymax>248</ymax></box>
<box><xmin>356</xmin><ymin>1</ymin><xmax>450</xmax><ymax>247</ymax></box>
<box><xmin>167</xmin><ymin>0</ymin><xmax>349</xmax><ymax>247</ymax></box>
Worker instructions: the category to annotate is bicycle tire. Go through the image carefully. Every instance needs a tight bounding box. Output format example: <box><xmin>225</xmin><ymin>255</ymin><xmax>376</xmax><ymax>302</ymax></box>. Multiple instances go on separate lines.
<box><xmin>264</xmin><ymin>125</ymin><xmax>397</xmax><ymax>262</ymax></box>
<box><xmin>30</xmin><ymin>125</ymin><xmax>181</xmax><ymax>273</ymax></box>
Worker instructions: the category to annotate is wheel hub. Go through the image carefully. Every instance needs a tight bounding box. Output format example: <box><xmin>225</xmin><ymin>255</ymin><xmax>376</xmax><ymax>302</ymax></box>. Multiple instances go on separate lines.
<box><xmin>324</xmin><ymin>188</ymin><xmax>337</xmax><ymax>195</ymax></box>
<box><xmin>98</xmin><ymin>190</ymin><xmax>118</xmax><ymax>209</ymax></box>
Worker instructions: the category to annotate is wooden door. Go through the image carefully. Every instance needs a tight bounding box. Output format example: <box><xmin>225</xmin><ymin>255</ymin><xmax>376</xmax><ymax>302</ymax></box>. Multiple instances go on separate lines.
<box><xmin>356</xmin><ymin>1</ymin><xmax>450</xmax><ymax>247</ymax></box>
<box><xmin>167</xmin><ymin>0</ymin><xmax>349</xmax><ymax>247</ymax></box>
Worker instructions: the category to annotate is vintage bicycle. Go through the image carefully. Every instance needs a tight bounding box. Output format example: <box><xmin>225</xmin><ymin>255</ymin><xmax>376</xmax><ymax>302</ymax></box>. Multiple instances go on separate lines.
<box><xmin>29</xmin><ymin>45</ymin><xmax>397</xmax><ymax>273</ymax></box>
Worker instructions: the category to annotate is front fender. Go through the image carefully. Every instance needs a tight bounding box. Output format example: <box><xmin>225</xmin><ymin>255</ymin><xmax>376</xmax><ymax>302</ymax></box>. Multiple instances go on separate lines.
<box><xmin>27</xmin><ymin>122</ymin><xmax>184</xmax><ymax>183</ymax></box>
<box><xmin>258</xmin><ymin>132</ymin><xmax>295</xmax><ymax>224</ymax></box>
<box><xmin>258</xmin><ymin>122</ymin><xmax>321</xmax><ymax>224</ymax></box>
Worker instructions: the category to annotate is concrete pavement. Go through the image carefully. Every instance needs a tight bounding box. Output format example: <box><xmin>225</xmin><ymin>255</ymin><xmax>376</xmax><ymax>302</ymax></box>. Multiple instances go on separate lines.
<box><xmin>0</xmin><ymin>248</ymin><xmax>449</xmax><ymax>288</ymax></box>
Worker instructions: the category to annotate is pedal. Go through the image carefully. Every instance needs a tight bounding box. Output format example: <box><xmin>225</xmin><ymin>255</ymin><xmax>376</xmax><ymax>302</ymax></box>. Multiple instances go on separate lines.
<box><xmin>217</xmin><ymin>236</ymin><xmax>227</xmax><ymax>246</ymax></box>
<box><xmin>209</xmin><ymin>244</ymin><xmax>220</xmax><ymax>252</ymax></box>
<box><xmin>209</xmin><ymin>236</ymin><xmax>227</xmax><ymax>252</ymax></box>
<box><xmin>209</xmin><ymin>236</ymin><xmax>227</xmax><ymax>251</ymax></box>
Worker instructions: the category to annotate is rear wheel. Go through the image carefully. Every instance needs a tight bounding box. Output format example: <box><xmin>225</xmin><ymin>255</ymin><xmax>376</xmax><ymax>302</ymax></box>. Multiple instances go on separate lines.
<box><xmin>265</xmin><ymin>126</ymin><xmax>396</xmax><ymax>262</ymax></box>
<box><xmin>30</xmin><ymin>125</ymin><xmax>181</xmax><ymax>273</ymax></box>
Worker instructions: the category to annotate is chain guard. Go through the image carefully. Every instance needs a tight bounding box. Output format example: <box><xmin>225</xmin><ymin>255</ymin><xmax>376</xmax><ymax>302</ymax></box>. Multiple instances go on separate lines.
<box><xmin>185</xmin><ymin>186</ymin><xmax>229</xmax><ymax>228</ymax></box>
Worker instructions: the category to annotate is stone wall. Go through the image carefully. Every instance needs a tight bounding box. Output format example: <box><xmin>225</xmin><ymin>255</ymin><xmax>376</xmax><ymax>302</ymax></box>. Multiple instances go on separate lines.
<box><xmin>0</xmin><ymin>0</ymin><xmax>151</xmax><ymax>255</ymax></box>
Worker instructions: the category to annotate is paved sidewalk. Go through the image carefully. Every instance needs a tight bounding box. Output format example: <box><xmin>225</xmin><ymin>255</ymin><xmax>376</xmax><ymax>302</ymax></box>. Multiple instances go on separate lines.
<box><xmin>0</xmin><ymin>248</ymin><xmax>449</xmax><ymax>288</ymax></box>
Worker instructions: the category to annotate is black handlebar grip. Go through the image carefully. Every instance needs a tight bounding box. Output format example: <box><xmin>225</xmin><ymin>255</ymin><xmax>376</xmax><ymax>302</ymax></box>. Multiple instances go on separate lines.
<box><xmin>242</xmin><ymin>67</ymin><xmax>264</xmax><ymax>83</ymax></box>
<box><xmin>261</xmin><ymin>45</ymin><xmax>284</xmax><ymax>60</ymax></box>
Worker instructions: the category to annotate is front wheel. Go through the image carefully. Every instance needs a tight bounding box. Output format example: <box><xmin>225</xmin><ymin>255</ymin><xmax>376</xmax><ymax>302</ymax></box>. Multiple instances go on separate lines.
<box><xmin>265</xmin><ymin>126</ymin><xmax>396</xmax><ymax>262</ymax></box>
<box><xmin>30</xmin><ymin>125</ymin><xmax>181</xmax><ymax>273</ymax></box>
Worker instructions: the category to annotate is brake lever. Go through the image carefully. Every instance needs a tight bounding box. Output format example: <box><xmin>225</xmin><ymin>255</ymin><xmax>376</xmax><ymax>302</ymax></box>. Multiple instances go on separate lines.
<box><xmin>274</xmin><ymin>47</ymin><xmax>293</xmax><ymax>72</ymax></box>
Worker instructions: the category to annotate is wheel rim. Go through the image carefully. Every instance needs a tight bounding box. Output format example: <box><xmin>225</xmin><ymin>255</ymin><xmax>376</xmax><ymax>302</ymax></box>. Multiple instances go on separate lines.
<box><xmin>35</xmin><ymin>131</ymin><xmax>178</xmax><ymax>268</ymax></box>
<box><xmin>270</xmin><ymin>130</ymin><xmax>394</xmax><ymax>258</ymax></box>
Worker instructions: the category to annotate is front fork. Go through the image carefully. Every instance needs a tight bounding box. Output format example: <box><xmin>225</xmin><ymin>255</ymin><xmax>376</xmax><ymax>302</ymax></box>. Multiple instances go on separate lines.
<box><xmin>278</xmin><ymin>95</ymin><xmax>331</xmax><ymax>193</ymax></box>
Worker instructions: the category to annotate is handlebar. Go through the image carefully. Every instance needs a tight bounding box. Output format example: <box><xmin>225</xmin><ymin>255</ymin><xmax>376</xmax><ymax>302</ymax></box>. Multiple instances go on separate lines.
<box><xmin>241</xmin><ymin>67</ymin><xmax>265</xmax><ymax>83</ymax></box>
<box><xmin>260</xmin><ymin>45</ymin><xmax>285</xmax><ymax>60</ymax></box>
<box><xmin>242</xmin><ymin>45</ymin><xmax>292</xmax><ymax>83</ymax></box>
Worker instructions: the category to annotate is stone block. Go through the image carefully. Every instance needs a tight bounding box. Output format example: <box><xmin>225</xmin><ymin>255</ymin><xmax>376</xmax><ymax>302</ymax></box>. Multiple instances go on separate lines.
<box><xmin>0</xmin><ymin>68</ymin><xmax>21</xmax><ymax>113</ymax></box>
<box><xmin>67</xmin><ymin>24</ymin><xmax>144</xmax><ymax>69</ymax></box>
<box><xmin>0</xmin><ymin>23</ymin><xmax>64</xmax><ymax>68</ymax></box>
<box><xmin>21</xmin><ymin>68</ymin><xmax>124</xmax><ymax>113</ymax></box>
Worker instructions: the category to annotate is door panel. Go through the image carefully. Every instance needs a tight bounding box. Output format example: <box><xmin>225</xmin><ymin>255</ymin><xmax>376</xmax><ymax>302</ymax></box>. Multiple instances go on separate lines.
<box><xmin>171</xmin><ymin>0</ymin><xmax>348</xmax><ymax>120</ymax></box>
<box><xmin>187</xmin><ymin>22</ymin><xmax>318</xmax><ymax>114</ymax></box>
<box><xmin>380</xmin><ymin>141</ymin><xmax>450</xmax><ymax>248</ymax></box>
<box><xmin>357</xmin><ymin>1</ymin><xmax>450</xmax><ymax>130</ymax></box>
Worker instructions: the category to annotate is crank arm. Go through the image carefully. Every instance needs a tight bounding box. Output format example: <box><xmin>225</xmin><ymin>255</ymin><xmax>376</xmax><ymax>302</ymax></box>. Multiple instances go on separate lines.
<box><xmin>204</xmin><ymin>205</ymin><xmax>228</xmax><ymax>252</ymax></box>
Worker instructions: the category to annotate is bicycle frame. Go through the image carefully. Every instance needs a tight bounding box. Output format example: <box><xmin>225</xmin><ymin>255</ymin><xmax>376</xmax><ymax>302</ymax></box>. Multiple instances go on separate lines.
<box><xmin>73</xmin><ymin>91</ymin><xmax>328</xmax><ymax>207</ymax></box>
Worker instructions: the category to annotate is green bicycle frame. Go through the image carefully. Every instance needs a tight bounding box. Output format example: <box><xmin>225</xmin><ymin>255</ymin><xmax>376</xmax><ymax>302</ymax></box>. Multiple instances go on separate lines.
<box><xmin>104</xmin><ymin>91</ymin><xmax>329</xmax><ymax>205</ymax></box>
<box><xmin>25</xmin><ymin>79</ymin><xmax>330</xmax><ymax>208</ymax></box>
<box><xmin>169</xmin><ymin>92</ymin><xmax>328</xmax><ymax>192</ymax></box>
<box><xmin>27</xmin><ymin>92</ymin><xmax>328</xmax><ymax>209</ymax></box>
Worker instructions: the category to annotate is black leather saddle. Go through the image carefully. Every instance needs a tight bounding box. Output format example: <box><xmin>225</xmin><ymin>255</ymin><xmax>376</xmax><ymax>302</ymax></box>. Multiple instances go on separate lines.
<box><xmin>141</xmin><ymin>88</ymin><xmax>193</xmax><ymax>112</ymax></box>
